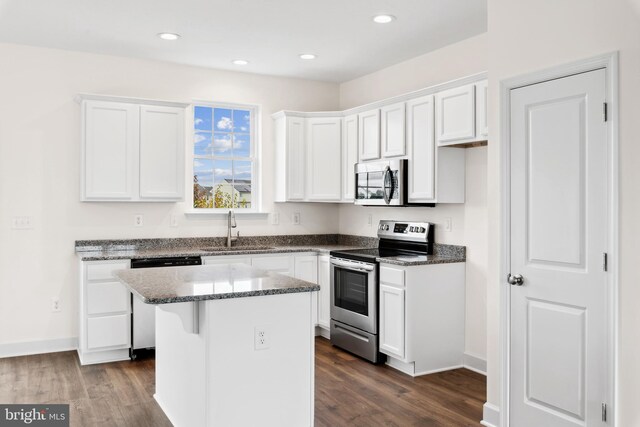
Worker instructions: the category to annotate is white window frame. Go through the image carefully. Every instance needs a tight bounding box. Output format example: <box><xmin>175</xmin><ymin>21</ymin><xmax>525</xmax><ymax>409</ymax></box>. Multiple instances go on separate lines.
<box><xmin>188</xmin><ymin>101</ymin><xmax>262</xmax><ymax>214</ymax></box>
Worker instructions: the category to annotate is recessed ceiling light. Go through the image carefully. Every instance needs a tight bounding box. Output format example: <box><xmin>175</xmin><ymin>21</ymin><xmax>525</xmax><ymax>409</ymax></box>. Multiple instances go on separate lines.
<box><xmin>299</xmin><ymin>54</ymin><xmax>317</xmax><ymax>60</ymax></box>
<box><xmin>232</xmin><ymin>59</ymin><xmax>249</xmax><ymax>66</ymax></box>
<box><xmin>157</xmin><ymin>32</ymin><xmax>180</xmax><ymax>41</ymax></box>
<box><xmin>373</xmin><ymin>14</ymin><xmax>396</xmax><ymax>24</ymax></box>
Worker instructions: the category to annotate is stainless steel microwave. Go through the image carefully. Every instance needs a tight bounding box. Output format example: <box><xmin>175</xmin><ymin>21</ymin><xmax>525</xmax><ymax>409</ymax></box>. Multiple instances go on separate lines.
<box><xmin>354</xmin><ymin>159</ymin><xmax>435</xmax><ymax>207</ymax></box>
<box><xmin>355</xmin><ymin>159</ymin><xmax>405</xmax><ymax>206</ymax></box>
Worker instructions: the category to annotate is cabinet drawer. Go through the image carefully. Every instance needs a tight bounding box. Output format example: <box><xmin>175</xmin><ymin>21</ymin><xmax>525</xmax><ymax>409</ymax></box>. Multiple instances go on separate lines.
<box><xmin>252</xmin><ymin>256</ymin><xmax>294</xmax><ymax>276</ymax></box>
<box><xmin>380</xmin><ymin>266</ymin><xmax>405</xmax><ymax>287</ymax></box>
<box><xmin>86</xmin><ymin>261</ymin><xmax>129</xmax><ymax>281</ymax></box>
<box><xmin>202</xmin><ymin>256</ymin><xmax>251</xmax><ymax>266</ymax></box>
<box><xmin>87</xmin><ymin>314</ymin><xmax>130</xmax><ymax>349</ymax></box>
<box><xmin>87</xmin><ymin>281</ymin><xmax>129</xmax><ymax>315</ymax></box>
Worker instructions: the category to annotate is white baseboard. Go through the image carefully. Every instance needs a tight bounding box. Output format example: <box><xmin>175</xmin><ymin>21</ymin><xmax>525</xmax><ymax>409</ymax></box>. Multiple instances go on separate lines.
<box><xmin>480</xmin><ymin>402</ymin><xmax>500</xmax><ymax>427</ymax></box>
<box><xmin>314</xmin><ymin>326</ymin><xmax>330</xmax><ymax>339</ymax></box>
<box><xmin>463</xmin><ymin>352</ymin><xmax>487</xmax><ymax>375</ymax></box>
<box><xmin>0</xmin><ymin>337</ymin><xmax>78</xmax><ymax>358</ymax></box>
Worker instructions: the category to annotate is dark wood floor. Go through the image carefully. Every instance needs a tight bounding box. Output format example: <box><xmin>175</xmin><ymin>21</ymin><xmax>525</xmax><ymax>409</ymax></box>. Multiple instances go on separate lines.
<box><xmin>0</xmin><ymin>337</ymin><xmax>485</xmax><ymax>426</ymax></box>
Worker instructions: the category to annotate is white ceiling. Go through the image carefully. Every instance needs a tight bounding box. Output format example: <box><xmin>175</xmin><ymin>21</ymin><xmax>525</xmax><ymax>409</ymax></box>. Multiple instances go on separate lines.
<box><xmin>0</xmin><ymin>0</ymin><xmax>487</xmax><ymax>83</ymax></box>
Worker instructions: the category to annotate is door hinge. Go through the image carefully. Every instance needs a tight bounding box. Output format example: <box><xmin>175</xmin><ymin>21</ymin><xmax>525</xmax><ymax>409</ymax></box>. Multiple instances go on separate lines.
<box><xmin>602</xmin><ymin>402</ymin><xmax>607</xmax><ymax>422</ymax></box>
<box><xmin>603</xmin><ymin>253</ymin><xmax>608</xmax><ymax>272</ymax></box>
<box><xmin>604</xmin><ymin>102</ymin><xmax>608</xmax><ymax>122</ymax></box>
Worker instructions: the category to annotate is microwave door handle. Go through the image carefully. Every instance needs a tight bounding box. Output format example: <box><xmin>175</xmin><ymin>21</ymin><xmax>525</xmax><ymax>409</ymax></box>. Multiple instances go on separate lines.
<box><xmin>383</xmin><ymin>167</ymin><xmax>392</xmax><ymax>205</ymax></box>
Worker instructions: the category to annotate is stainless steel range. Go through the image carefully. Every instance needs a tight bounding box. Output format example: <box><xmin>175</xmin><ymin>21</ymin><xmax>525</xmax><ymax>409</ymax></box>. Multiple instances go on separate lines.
<box><xmin>329</xmin><ymin>220</ymin><xmax>434</xmax><ymax>363</ymax></box>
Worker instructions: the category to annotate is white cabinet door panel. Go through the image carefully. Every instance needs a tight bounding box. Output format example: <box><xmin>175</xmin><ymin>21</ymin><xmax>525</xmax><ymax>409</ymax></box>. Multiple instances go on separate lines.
<box><xmin>342</xmin><ymin>114</ymin><xmax>358</xmax><ymax>202</ymax></box>
<box><xmin>202</xmin><ymin>256</ymin><xmax>251</xmax><ymax>266</ymax></box>
<box><xmin>87</xmin><ymin>282</ymin><xmax>129</xmax><ymax>315</ymax></box>
<box><xmin>407</xmin><ymin>95</ymin><xmax>436</xmax><ymax>202</ymax></box>
<box><xmin>358</xmin><ymin>109</ymin><xmax>380</xmax><ymax>161</ymax></box>
<box><xmin>436</xmin><ymin>84</ymin><xmax>476</xmax><ymax>145</ymax></box>
<box><xmin>139</xmin><ymin>105</ymin><xmax>185</xmax><ymax>199</ymax></box>
<box><xmin>379</xmin><ymin>284</ymin><xmax>405</xmax><ymax>359</ymax></box>
<box><xmin>83</xmin><ymin>101</ymin><xmax>138</xmax><ymax>200</ymax></box>
<box><xmin>87</xmin><ymin>314</ymin><xmax>130</xmax><ymax>349</ymax></box>
<box><xmin>287</xmin><ymin>117</ymin><xmax>306</xmax><ymax>200</ymax></box>
<box><xmin>306</xmin><ymin>118</ymin><xmax>342</xmax><ymax>201</ymax></box>
<box><xmin>381</xmin><ymin>102</ymin><xmax>406</xmax><ymax>158</ymax></box>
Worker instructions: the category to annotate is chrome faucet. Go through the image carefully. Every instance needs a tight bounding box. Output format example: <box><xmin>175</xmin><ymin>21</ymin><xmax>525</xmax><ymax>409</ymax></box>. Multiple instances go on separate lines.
<box><xmin>226</xmin><ymin>210</ymin><xmax>239</xmax><ymax>248</ymax></box>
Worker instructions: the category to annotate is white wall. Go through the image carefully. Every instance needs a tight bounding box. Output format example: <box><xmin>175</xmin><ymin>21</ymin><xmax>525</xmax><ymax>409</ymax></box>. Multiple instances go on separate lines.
<box><xmin>0</xmin><ymin>42</ymin><xmax>340</xmax><ymax>347</ymax></box>
<box><xmin>338</xmin><ymin>33</ymin><xmax>489</xmax><ymax>362</ymax></box>
<box><xmin>486</xmin><ymin>1</ymin><xmax>640</xmax><ymax>425</ymax></box>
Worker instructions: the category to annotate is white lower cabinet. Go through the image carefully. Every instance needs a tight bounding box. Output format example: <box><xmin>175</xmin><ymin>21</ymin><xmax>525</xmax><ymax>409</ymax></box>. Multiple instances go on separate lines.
<box><xmin>379</xmin><ymin>262</ymin><xmax>465</xmax><ymax>376</ymax></box>
<box><xmin>78</xmin><ymin>260</ymin><xmax>131</xmax><ymax>365</ymax></box>
<box><xmin>252</xmin><ymin>255</ymin><xmax>295</xmax><ymax>277</ymax></box>
<box><xmin>379</xmin><ymin>284</ymin><xmax>405</xmax><ymax>359</ymax></box>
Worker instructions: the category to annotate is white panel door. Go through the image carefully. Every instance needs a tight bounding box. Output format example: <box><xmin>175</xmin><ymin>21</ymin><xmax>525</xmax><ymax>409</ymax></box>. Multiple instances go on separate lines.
<box><xmin>379</xmin><ymin>284</ymin><xmax>405</xmax><ymax>359</ymax></box>
<box><xmin>287</xmin><ymin>117</ymin><xmax>306</xmax><ymax>200</ymax></box>
<box><xmin>83</xmin><ymin>101</ymin><xmax>138</xmax><ymax>200</ymax></box>
<box><xmin>406</xmin><ymin>95</ymin><xmax>436</xmax><ymax>202</ymax></box>
<box><xmin>317</xmin><ymin>255</ymin><xmax>331</xmax><ymax>329</ymax></box>
<box><xmin>435</xmin><ymin>84</ymin><xmax>475</xmax><ymax>146</ymax></box>
<box><xmin>139</xmin><ymin>105</ymin><xmax>185</xmax><ymax>200</ymax></box>
<box><xmin>380</xmin><ymin>102</ymin><xmax>406</xmax><ymax>158</ymax></box>
<box><xmin>342</xmin><ymin>114</ymin><xmax>358</xmax><ymax>201</ymax></box>
<box><xmin>306</xmin><ymin>118</ymin><xmax>342</xmax><ymax>201</ymax></box>
<box><xmin>509</xmin><ymin>69</ymin><xmax>608</xmax><ymax>427</ymax></box>
<box><xmin>253</xmin><ymin>255</ymin><xmax>295</xmax><ymax>277</ymax></box>
<box><xmin>358</xmin><ymin>109</ymin><xmax>380</xmax><ymax>160</ymax></box>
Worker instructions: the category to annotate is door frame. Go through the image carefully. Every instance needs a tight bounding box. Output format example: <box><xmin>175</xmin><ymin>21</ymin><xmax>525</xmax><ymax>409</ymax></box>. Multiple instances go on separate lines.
<box><xmin>499</xmin><ymin>52</ymin><xmax>619</xmax><ymax>427</ymax></box>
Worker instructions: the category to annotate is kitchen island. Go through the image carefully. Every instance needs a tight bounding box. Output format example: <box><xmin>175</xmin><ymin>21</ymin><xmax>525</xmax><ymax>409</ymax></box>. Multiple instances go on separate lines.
<box><xmin>114</xmin><ymin>263</ymin><xmax>319</xmax><ymax>427</ymax></box>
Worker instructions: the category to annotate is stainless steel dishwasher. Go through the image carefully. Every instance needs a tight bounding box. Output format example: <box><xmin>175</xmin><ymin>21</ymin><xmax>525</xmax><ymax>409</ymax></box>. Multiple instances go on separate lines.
<box><xmin>129</xmin><ymin>256</ymin><xmax>202</xmax><ymax>359</ymax></box>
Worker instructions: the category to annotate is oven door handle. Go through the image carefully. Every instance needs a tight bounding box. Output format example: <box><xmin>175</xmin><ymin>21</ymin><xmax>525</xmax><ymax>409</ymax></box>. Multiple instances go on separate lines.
<box><xmin>331</xmin><ymin>259</ymin><xmax>375</xmax><ymax>272</ymax></box>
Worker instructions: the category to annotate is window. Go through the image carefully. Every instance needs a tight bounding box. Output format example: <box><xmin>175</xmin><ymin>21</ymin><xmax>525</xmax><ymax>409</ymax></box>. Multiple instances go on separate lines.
<box><xmin>192</xmin><ymin>103</ymin><xmax>257</xmax><ymax>210</ymax></box>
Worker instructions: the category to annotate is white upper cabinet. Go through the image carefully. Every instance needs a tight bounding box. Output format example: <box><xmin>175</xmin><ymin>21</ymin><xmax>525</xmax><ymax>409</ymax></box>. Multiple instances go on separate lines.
<box><xmin>380</xmin><ymin>102</ymin><xmax>406</xmax><ymax>158</ymax></box>
<box><xmin>435</xmin><ymin>80</ymin><xmax>488</xmax><ymax>146</ymax></box>
<box><xmin>435</xmin><ymin>84</ymin><xmax>476</xmax><ymax>146</ymax></box>
<box><xmin>407</xmin><ymin>96</ymin><xmax>436</xmax><ymax>202</ymax></box>
<box><xmin>274</xmin><ymin>115</ymin><xmax>306</xmax><ymax>202</ymax></box>
<box><xmin>358</xmin><ymin>109</ymin><xmax>381</xmax><ymax>161</ymax></box>
<box><xmin>80</xmin><ymin>95</ymin><xmax>188</xmax><ymax>202</ymax></box>
<box><xmin>139</xmin><ymin>105</ymin><xmax>185</xmax><ymax>200</ymax></box>
<box><xmin>475</xmin><ymin>79</ymin><xmax>489</xmax><ymax>139</ymax></box>
<box><xmin>83</xmin><ymin>101</ymin><xmax>138</xmax><ymax>200</ymax></box>
<box><xmin>306</xmin><ymin>117</ymin><xmax>342</xmax><ymax>201</ymax></box>
<box><xmin>341</xmin><ymin>114</ymin><xmax>358</xmax><ymax>202</ymax></box>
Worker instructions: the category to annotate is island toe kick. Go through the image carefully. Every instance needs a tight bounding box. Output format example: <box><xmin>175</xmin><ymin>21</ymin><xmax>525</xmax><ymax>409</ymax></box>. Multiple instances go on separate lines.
<box><xmin>153</xmin><ymin>292</ymin><xmax>315</xmax><ymax>427</ymax></box>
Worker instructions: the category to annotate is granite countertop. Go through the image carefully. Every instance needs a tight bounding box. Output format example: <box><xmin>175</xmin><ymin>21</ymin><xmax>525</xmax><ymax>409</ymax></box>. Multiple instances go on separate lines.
<box><xmin>76</xmin><ymin>244</ymin><xmax>368</xmax><ymax>261</ymax></box>
<box><xmin>114</xmin><ymin>263</ymin><xmax>320</xmax><ymax>304</ymax></box>
<box><xmin>75</xmin><ymin>235</ymin><xmax>466</xmax><ymax>266</ymax></box>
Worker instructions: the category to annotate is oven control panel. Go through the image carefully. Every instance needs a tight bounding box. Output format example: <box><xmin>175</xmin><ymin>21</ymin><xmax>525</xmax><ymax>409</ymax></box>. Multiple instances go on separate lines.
<box><xmin>377</xmin><ymin>220</ymin><xmax>434</xmax><ymax>243</ymax></box>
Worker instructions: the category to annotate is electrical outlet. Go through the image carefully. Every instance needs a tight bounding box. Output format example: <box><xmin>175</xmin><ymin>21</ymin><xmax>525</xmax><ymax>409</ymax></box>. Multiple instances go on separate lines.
<box><xmin>271</xmin><ymin>212</ymin><xmax>280</xmax><ymax>225</ymax></box>
<box><xmin>134</xmin><ymin>214</ymin><xmax>144</xmax><ymax>227</ymax></box>
<box><xmin>254</xmin><ymin>327</ymin><xmax>270</xmax><ymax>350</ymax></box>
<box><xmin>52</xmin><ymin>297</ymin><xmax>61</xmax><ymax>312</ymax></box>
<box><xmin>11</xmin><ymin>216</ymin><xmax>33</xmax><ymax>230</ymax></box>
<box><xmin>292</xmin><ymin>212</ymin><xmax>300</xmax><ymax>225</ymax></box>
<box><xmin>170</xmin><ymin>214</ymin><xmax>178</xmax><ymax>227</ymax></box>
<box><xmin>444</xmin><ymin>217</ymin><xmax>452</xmax><ymax>232</ymax></box>
<box><xmin>367</xmin><ymin>214</ymin><xmax>372</xmax><ymax>227</ymax></box>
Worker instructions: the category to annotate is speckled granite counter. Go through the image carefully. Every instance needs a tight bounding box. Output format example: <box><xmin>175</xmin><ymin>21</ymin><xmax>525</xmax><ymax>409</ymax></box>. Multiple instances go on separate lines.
<box><xmin>75</xmin><ymin>234</ymin><xmax>465</xmax><ymax>266</ymax></box>
<box><xmin>114</xmin><ymin>263</ymin><xmax>319</xmax><ymax>304</ymax></box>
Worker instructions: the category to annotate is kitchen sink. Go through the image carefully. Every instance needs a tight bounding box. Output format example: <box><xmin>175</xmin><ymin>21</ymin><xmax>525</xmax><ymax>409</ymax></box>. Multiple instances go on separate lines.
<box><xmin>199</xmin><ymin>246</ymin><xmax>275</xmax><ymax>252</ymax></box>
